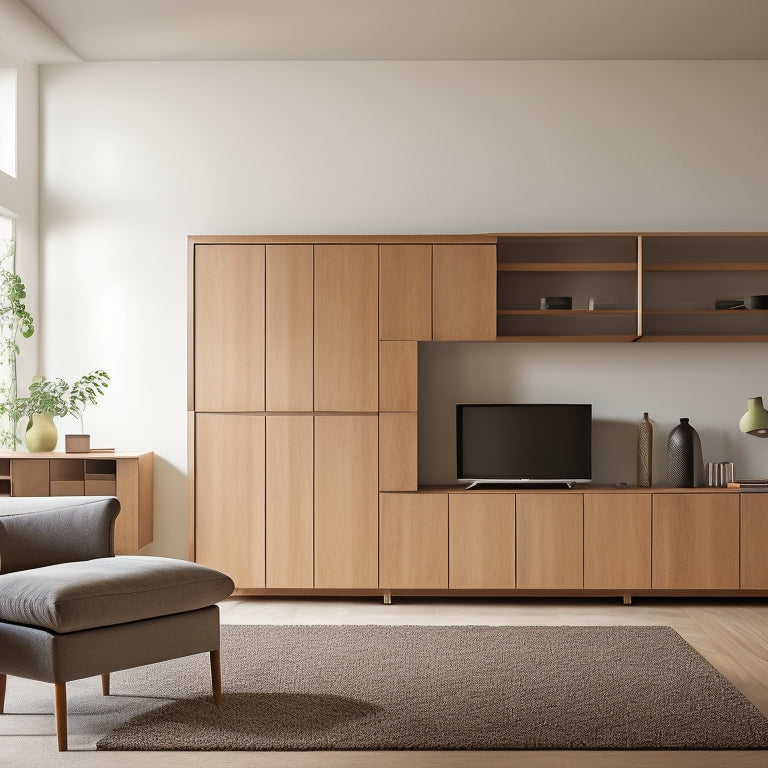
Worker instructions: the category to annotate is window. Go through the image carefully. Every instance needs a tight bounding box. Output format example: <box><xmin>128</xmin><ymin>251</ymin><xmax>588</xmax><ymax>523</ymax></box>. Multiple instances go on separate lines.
<box><xmin>0</xmin><ymin>68</ymin><xmax>16</xmax><ymax>178</ymax></box>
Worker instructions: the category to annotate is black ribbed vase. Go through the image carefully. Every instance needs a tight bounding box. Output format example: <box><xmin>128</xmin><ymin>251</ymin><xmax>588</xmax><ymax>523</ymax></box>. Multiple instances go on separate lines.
<box><xmin>666</xmin><ymin>417</ymin><xmax>704</xmax><ymax>488</ymax></box>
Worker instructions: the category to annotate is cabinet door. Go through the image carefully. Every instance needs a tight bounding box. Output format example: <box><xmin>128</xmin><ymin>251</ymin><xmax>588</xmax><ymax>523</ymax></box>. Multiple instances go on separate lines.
<box><xmin>314</xmin><ymin>245</ymin><xmax>378</xmax><ymax>412</ymax></box>
<box><xmin>379</xmin><ymin>341</ymin><xmax>418</xmax><ymax>412</ymax></box>
<box><xmin>433</xmin><ymin>244</ymin><xmax>496</xmax><ymax>341</ymax></box>
<box><xmin>449</xmin><ymin>493</ymin><xmax>515</xmax><ymax>589</ymax></box>
<box><xmin>194</xmin><ymin>244</ymin><xmax>265</xmax><ymax>411</ymax></box>
<box><xmin>516</xmin><ymin>494</ymin><xmax>583</xmax><ymax>589</ymax></box>
<box><xmin>379</xmin><ymin>493</ymin><xmax>448</xmax><ymax>588</ymax></box>
<box><xmin>379</xmin><ymin>244</ymin><xmax>432</xmax><ymax>340</ymax></box>
<box><xmin>266</xmin><ymin>245</ymin><xmax>313</xmax><ymax>411</ymax></box>
<box><xmin>741</xmin><ymin>494</ymin><xmax>768</xmax><ymax>589</ymax></box>
<box><xmin>652</xmin><ymin>493</ymin><xmax>739</xmax><ymax>589</ymax></box>
<box><xmin>379</xmin><ymin>412</ymin><xmax>418</xmax><ymax>492</ymax></box>
<box><xmin>584</xmin><ymin>493</ymin><xmax>651</xmax><ymax>589</ymax></box>
<box><xmin>195</xmin><ymin>413</ymin><xmax>265</xmax><ymax>588</ymax></box>
<box><xmin>266</xmin><ymin>415</ymin><xmax>314</xmax><ymax>588</ymax></box>
<box><xmin>314</xmin><ymin>415</ymin><xmax>378</xmax><ymax>588</ymax></box>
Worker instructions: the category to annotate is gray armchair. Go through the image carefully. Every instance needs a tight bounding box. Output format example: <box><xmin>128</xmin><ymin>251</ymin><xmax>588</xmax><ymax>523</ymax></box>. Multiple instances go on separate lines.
<box><xmin>0</xmin><ymin>496</ymin><xmax>235</xmax><ymax>751</ymax></box>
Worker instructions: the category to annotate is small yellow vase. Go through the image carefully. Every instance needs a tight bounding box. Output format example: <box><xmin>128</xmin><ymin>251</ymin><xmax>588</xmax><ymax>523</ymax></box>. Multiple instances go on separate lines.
<box><xmin>26</xmin><ymin>413</ymin><xmax>58</xmax><ymax>452</ymax></box>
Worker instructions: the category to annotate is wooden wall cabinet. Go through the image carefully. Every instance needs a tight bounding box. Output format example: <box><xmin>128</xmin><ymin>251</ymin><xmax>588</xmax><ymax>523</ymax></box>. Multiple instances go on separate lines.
<box><xmin>433</xmin><ymin>244</ymin><xmax>497</xmax><ymax>341</ymax></box>
<box><xmin>652</xmin><ymin>493</ymin><xmax>739</xmax><ymax>589</ymax></box>
<box><xmin>379</xmin><ymin>493</ymin><xmax>448</xmax><ymax>589</ymax></box>
<box><xmin>379</xmin><ymin>244</ymin><xmax>432</xmax><ymax>341</ymax></box>
<box><xmin>189</xmin><ymin>234</ymin><xmax>768</xmax><ymax>599</ymax></box>
<box><xmin>1</xmin><ymin>451</ymin><xmax>152</xmax><ymax>555</ymax></box>
<box><xmin>449</xmin><ymin>493</ymin><xmax>515</xmax><ymax>589</ymax></box>
<box><xmin>516</xmin><ymin>494</ymin><xmax>583</xmax><ymax>589</ymax></box>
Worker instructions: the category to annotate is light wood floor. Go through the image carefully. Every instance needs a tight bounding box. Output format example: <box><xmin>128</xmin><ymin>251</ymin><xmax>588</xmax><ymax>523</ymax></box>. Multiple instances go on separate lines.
<box><xmin>3</xmin><ymin>596</ymin><xmax>768</xmax><ymax>767</ymax></box>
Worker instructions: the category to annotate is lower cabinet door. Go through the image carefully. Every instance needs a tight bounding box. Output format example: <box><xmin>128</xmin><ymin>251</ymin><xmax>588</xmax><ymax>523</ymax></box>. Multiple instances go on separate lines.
<box><xmin>449</xmin><ymin>493</ymin><xmax>515</xmax><ymax>589</ymax></box>
<box><xmin>516</xmin><ymin>494</ymin><xmax>583</xmax><ymax>589</ymax></box>
<box><xmin>195</xmin><ymin>413</ymin><xmax>265</xmax><ymax>589</ymax></box>
<box><xmin>266</xmin><ymin>415</ymin><xmax>314</xmax><ymax>588</ymax></box>
<box><xmin>314</xmin><ymin>415</ymin><xmax>379</xmax><ymax>588</ymax></box>
<box><xmin>584</xmin><ymin>493</ymin><xmax>651</xmax><ymax>590</ymax></box>
<box><xmin>652</xmin><ymin>493</ymin><xmax>739</xmax><ymax>589</ymax></box>
<box><xmin>741</xmin><ymin>493</ymin><xmax>768</xmax><ymax>589</ymax></box>
<box><xmin>379</xmin><ymin>493</ymin><xmax>448</xmax><ymax>589</ymax></box>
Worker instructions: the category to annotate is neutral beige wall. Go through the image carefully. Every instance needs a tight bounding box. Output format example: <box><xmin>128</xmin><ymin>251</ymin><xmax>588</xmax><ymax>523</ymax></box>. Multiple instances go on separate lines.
<box><xmin>39</xmin><ymin>60</ymin><xmax>768</xmax><ymax>557</ymax></box>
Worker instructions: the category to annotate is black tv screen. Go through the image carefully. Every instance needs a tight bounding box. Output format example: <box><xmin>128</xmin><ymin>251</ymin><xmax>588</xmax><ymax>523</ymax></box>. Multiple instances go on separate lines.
<box><xmin>456</xmin><ymin>403</ymin><xmax>592</xmax><ymax>487</ymax></box>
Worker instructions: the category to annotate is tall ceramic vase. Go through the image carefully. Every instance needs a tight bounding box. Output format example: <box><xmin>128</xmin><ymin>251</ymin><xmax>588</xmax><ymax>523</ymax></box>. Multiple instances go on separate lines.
<box><xmin>666</xmin><ymin>417</ymin><xmax>704</xmax><ymax>488</ymax></box>
<box><xmin>637</xmin><ymin>412</ymin><xmax>653</xmax><ymax>487</ymax></box>
<box><xmin>26</xmin><ymin>412</ymin><xmax>58</xmax><ymax>452</ymax></box>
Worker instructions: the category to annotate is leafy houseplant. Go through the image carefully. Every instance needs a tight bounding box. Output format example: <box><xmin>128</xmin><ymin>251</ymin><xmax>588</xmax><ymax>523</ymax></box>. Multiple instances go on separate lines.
<box><xmin>22</xmin><ymin>371</ymin><xmax>110</xmax><ymax>452</ymax></box>
<box><xmin>0</xmin><ymin>242</ymin><xmax>35</xmax><ymax>448</ymax></box>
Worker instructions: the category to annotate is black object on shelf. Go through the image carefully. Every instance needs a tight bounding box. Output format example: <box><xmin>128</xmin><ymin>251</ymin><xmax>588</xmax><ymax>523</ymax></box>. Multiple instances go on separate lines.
<box><xmin>667</xmin><ymin>418</ymin><xmax>705</xmax><ymax>488</ymax></box>
<box><xmin>540</xmin><ymin>296</ymin><xmax>572</xmax><ymax>310</ymax></box>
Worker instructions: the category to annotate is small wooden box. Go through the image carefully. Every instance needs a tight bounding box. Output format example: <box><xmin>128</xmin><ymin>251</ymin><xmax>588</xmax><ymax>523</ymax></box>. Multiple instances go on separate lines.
<box><xmin>65</xmin><ymin>434</ymin><xmax>91</xmax><ymax>453</ymax></box>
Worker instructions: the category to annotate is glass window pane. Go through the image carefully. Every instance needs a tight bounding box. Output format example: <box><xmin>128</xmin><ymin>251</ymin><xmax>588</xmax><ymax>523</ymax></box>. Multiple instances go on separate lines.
<box><xmin>0</xmin><ymin>68</ymin><xmax>17</xmax><ymax>178</ymax></box>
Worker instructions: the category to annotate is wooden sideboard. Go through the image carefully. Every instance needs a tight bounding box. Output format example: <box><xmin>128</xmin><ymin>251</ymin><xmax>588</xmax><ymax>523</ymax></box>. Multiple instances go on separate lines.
<box><xmin>0</xmin><ymin>451</ymin><xmax>153</xmax><ymax>554</ymax></box>
<box><xmin>188</xmin><ymin>233</ymin><xmax>768</xmax><ymax>598</ymax></box>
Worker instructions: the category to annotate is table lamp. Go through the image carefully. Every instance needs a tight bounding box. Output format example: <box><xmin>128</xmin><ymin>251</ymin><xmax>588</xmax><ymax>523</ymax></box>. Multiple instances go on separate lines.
<box><xmin>740</xmin><ymin>396</ymin><xmax>768</xmax><ymax>437</ymax></box>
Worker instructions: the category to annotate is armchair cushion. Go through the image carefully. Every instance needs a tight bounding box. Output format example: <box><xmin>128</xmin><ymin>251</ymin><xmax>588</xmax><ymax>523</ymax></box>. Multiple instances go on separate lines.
<box><xmin>0</xmin><ymin>556</ymin><xmax>235</xmax><ymax>633</ymax></box>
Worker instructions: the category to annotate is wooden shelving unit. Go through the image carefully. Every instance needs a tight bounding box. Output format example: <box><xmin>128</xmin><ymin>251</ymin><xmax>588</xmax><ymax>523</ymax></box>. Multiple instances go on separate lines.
<box><xmin>189</xmin><ymin>232</ymin><xmax>768</xmax><ymax>599</ymax></box>
<box><xmin>496</xmin><ymin>232</ymin><xmax>768</xmax><ymax>341</ymax></box>
<box><xmin>496</xmin><ymin>235</ymin><xmax>640</xmax><ymax>341</ymax></box>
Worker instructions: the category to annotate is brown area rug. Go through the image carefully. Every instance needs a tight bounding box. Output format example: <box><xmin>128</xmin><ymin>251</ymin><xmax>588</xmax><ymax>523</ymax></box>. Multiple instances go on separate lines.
<box><xmin>97</xmin><ymin>624</ymin><xmax>768</xmax><ymax>751</ymax></box>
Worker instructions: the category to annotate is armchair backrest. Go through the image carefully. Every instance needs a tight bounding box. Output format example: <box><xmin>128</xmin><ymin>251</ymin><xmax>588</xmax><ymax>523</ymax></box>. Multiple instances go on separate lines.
<box><xmin>0</xmin><ymin>497</ymin><xmax>120</xmax><ymax>574</ymax></box>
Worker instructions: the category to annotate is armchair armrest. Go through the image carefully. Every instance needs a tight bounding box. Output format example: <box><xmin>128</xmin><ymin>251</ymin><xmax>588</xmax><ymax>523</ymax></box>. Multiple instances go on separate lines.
<box><xmin>0</xmin><ymin>497</ymin><xmax>120</xmax><ymax>574</ymax></box>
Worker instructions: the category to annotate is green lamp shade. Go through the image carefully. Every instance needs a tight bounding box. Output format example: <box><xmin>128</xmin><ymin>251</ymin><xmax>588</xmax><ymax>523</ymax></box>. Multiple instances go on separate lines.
<box><xmin>740</xmin><ymin>396</ymin><xmax>768</xmax><ymax>437</ymax></box>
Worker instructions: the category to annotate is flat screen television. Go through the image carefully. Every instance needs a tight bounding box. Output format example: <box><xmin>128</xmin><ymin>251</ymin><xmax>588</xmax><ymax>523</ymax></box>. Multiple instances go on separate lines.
<box><xmin>456</xmin><ymin>403</ymin><xmax>592</xmax><ymax>488</ymax></box>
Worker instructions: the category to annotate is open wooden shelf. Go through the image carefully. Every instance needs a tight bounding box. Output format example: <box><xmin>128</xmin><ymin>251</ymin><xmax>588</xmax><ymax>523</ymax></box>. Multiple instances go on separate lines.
<box><xmin>496</xmin><ymin>232</ymin><xmax>768</xmax><ymax>341</ymax></box>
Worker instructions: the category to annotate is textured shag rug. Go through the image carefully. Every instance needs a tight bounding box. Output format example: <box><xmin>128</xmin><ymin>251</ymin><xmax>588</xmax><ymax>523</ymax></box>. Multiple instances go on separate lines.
<box><xmin>97</xmin><ymin>624</ymin><xmax>768</xmax><ymax>751</ymax></box>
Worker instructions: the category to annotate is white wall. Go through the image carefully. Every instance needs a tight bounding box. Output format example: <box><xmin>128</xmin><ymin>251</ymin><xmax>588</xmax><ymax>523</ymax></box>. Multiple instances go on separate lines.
<box><xmin>39</xmin><ymin>60</ymin><xmax>768</xmax><ymax>558</ymax></box>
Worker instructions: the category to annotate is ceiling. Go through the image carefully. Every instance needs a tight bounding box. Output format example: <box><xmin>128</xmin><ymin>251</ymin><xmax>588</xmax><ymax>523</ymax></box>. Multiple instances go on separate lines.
<box><xmin>8</xmin><ymin>0</ymin><xmax>768</xmax><ymax>62</ymax></box>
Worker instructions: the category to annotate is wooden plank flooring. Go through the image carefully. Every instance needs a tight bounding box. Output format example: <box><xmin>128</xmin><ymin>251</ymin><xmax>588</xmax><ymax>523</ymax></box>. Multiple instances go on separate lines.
<box><xmin>3</xmin><ymin>596</ymin><xmax>768</xmax><ymax>766</ymax></box>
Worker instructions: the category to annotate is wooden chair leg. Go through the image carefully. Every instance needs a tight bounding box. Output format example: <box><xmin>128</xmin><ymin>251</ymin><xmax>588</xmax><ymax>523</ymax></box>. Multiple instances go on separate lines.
<box><xmin>54</xmin><ymin>682</ymin><xmax>67</xmax><ymax>752</ymax></box>
<box><xmin>0</xmin><ymin>673</ymin><xmax>6</xmax><ymax>714</ymax></box>
<box><xmin>210</xmin><ymin>649</ymin><xmax>222</xmax><ymax>705</ymax></box>
<box><xmin>101</xmin><ymin>673</ymin><xmax>110</xmax><ymax>696</ymax></box>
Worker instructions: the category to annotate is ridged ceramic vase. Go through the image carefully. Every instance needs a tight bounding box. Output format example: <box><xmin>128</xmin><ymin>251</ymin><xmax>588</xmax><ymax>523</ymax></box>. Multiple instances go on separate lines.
<box><xmin>26</xmin><ymin>413</ymin><xmax>58</xmax><ymax>452</ymax></box>
<box><xmin>636</xmin><ymin>412</ymin><xmax>653</xmax><ymax>487</ymax></box>
<box><xmin>666</xmin><ymin>417</ymin><xmax>704</xmax><ymax>488</ymax></box>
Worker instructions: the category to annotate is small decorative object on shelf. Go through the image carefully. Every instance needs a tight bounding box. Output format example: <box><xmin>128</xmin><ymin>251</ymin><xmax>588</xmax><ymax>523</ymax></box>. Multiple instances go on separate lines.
<box><xmin>636</xmin><ymin>412</ymin><xmax>653</xmax><ymax>487</ymax></box>
<box><xmin>706</xmin><ymin>461</ymin><xmax>734</xmax><ymax>487</ymax></box>
<box><xmin>715</xmin><ymin>298</ymin><xmax>744</xmax><ymax>310</ymax></box>
<box><xmin>667</xmin><ymin>417</ymin><xmax>705</xmax><ymax>488</ymax></box>
<box><xmin>589</xmin><ymin>298</ymin><xmax>617</xmax><ymax>311</ymax></box>
<box><xmin>25</xmin><ymin>413</ymin><xmax>58</xmax><ymax>452</ymax></box>
<box><xmin>744</xmin><ymin>295</ymin><xmax>768</xmax><ymax>310</ymax></box>
<box><xmin>540</xmin><ymin>296</ymin><xmax>572</xmax><ymax>310</ymax></box>
<box><xmin>65</xmin><ymin>434</ymin><xmax>91</xmax><ymax>453</ymax></box>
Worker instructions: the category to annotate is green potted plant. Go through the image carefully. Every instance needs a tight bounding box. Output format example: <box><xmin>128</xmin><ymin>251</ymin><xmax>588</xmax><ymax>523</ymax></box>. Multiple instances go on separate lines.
<box><xmin>22</xmin><ymin>370</ymin><xmax>110</xmax><ymax>453</ymax></box>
